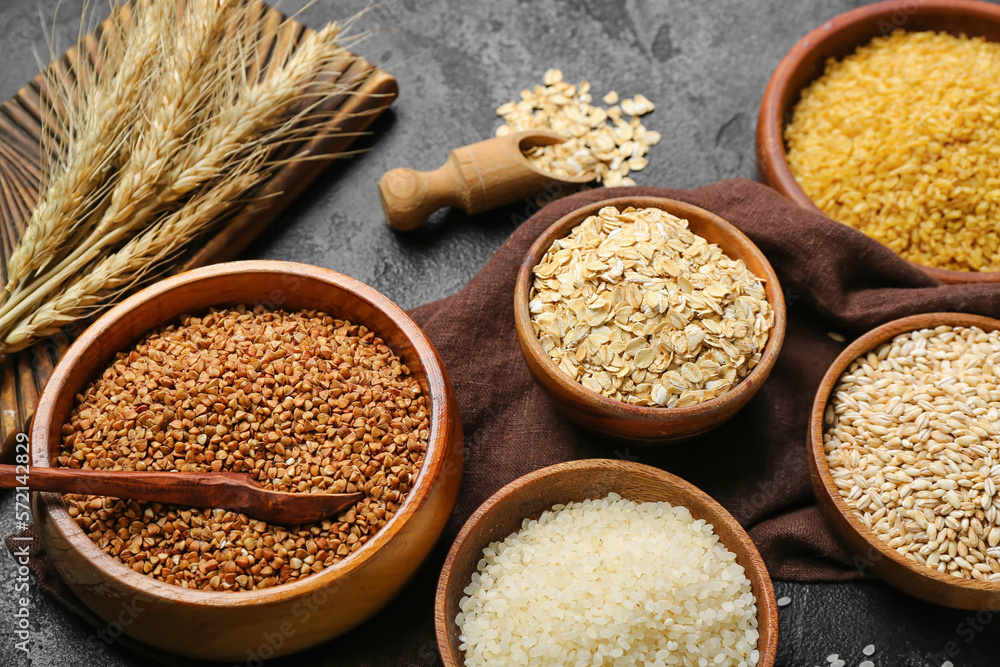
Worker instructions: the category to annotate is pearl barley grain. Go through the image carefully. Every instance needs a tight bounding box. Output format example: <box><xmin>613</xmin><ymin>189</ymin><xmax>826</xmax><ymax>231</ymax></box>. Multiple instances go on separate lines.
<box><xmin>824</xmin><ymin>325</ymin><xmax>1000</xmax><ymax>582</ymax></box>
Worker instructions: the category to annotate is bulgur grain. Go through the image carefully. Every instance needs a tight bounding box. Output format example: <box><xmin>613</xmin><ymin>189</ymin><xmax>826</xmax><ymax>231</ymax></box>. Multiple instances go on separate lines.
<box><xmin>785</xmin><ymin>31</ymin><xmax>1000</xmax><ymax>272</ymax></box>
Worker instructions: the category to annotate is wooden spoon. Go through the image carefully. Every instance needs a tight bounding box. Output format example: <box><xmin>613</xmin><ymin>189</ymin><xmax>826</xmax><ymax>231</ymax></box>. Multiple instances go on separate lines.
<box><xmin>0</xmin><ymin>465</ymin><xmax>363</xmax><ymax>526</ymax></box>
<box><xmin>378</xmin><ymin>130</ymin><xmax>595</xmax><ymax>231</ymax></box>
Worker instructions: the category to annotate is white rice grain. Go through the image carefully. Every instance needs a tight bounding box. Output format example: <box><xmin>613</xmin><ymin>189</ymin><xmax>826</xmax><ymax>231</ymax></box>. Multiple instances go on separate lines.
<box><xmin>456</xmin><ymin>493</ymin><xmax>759</xmax><ymax>666</ymax></box>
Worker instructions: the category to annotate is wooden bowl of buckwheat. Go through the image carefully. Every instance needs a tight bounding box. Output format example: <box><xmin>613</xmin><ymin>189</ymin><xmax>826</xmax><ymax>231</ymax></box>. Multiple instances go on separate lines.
<box><xmin>809</xmin><ymin>312</ymin><xmax>1000</xmax><ymax>609</ymax></box>
<box><xmin>514</xmin><ymin>197</ymin><xmax>786</xmax><ymax>442</ymax></box>
<box><xmin>30</xmin><ymin>260</ymin><xmax>463</xmax><ymax>660</ymax></box>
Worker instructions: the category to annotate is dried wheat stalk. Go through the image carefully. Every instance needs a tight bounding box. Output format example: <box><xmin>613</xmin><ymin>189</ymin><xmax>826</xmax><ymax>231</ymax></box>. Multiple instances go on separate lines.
<box><xmin>4</xmin><ymin>160</ymin><xmax>267</xmax><ymax>348</ymax></box>
<box><xmin>3</xmin><ymin>0</ymin><xmax>168</xmax><ymax>299</ymax></box>
<box><xmin>0</xmin><ymin>0</ymin><xmax>363</xmax><ymax>354</ymax></box>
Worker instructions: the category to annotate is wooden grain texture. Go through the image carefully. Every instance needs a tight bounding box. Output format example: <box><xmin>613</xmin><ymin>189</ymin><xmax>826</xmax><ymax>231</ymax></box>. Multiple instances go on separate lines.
<box><xmin>434</xmin><ymin>459</ymin><xmax>779</xmax><ymax>667</ymax></box>
<box><xmin>0</xmin><ymin>2</ymin><xmax>398</xmax><ymax>462</ymax></box>
<box><xmin>513</xmin><ymin>196</ymin><xmax>787</xmax><ymax>443</ymax></box>
<box><xmin>756</xmin><ymin>0</ymin><xmax>1000</xmax><ymax>285</ymax></box>
<box><xmin>378</xmin><ymin>130</ymin><xmax>593</xmax><ymax>232</ymax></box>
<box><xmin>0</xmin><ymin>465</ymin><xmax>364</xmax><ymax>526</ymax></box>
<box><xmin>808</xmin><ymin>312</ymin><xmax>1000</xmax><ymax>610</ymax></box>
<box><xmin>31</xmin><ymin>261</ymin><xmax>463</xmax><ymax>660</ymax></box>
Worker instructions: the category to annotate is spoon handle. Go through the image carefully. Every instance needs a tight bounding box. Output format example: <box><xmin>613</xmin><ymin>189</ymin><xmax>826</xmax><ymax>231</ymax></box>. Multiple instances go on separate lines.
<box><xmin>378</xmin><ymin>129</ymin><xmax>588</xmax><ymax>231</ymax></box>
<box><xmin>0</xmin><ymin>464</ymin><xmax>258</xmax><ymax>508</ymax></box>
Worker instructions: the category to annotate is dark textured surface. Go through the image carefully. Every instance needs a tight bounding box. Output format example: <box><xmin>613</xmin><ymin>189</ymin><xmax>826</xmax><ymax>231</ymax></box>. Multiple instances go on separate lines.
<box><xmin>1</xmin><ymin>0</ymin><xmax>999</xmax><ymax>665</ymax></box>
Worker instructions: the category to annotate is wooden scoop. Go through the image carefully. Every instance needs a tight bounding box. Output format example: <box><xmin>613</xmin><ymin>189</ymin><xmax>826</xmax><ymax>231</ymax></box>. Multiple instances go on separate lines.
<box><xmin>378</xmin><ymin>130</ymin><xmax>595</xmax><ymax>231</ymax></box>
<box><xmin>0</xmin><ymin>465</ymin><xmax>364</xmax><ymax>526</ymax></box>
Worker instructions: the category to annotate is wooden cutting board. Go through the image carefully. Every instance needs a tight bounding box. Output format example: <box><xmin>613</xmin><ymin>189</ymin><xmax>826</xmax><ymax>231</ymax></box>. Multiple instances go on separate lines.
<box><xmin>0</xmin><ymin>2</ymin><xmax>398</xmax><ymax>461</ymax></box>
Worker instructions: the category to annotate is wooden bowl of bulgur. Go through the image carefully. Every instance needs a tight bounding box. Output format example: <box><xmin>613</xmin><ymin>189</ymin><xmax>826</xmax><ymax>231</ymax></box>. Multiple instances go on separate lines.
<box><xmin>809</xmin><ymin>312</ymin><xmax>1000</xmax><ymax>609</ymax></box>
<box><xmin>30</xmin><ymin>260</ymin><xmax>463</xmax><ymax>660</ymax></box>
<box><xmin>757</xmin><ymin>0</ymin><xmax>1000</xmax><ymax>284</ymax></box>
<box><xmin>514</xmin><ymin>196</ymin><xmax>786</xmax><ymax>442</ymax></box>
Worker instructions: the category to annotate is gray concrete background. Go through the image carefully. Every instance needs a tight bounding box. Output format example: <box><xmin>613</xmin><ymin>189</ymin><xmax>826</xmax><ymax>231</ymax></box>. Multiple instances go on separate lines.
<box><xmin>2</xmin><ymin>0</ymin><xmax>1000</xmax><ymax>665</ymax></box>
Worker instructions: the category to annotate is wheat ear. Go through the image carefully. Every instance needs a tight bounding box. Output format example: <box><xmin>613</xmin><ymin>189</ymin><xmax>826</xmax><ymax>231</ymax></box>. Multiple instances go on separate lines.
<box><xmin>1</xmin><ymin>162</ymin><xmax>267</xmax><ymax>352</ymax></box>
<box><xmin>0</xmin><ymin>20</ymin><xmax>350</xmax><ymax>340</ymax></box>
<box><xmin>0</xmin><ymin>0</ymin><xmax>233</xmax><ymax>332</ymax></box>
<box><xmin>2</xmin><ymin>0</ymin><xmax>167</xmax><ymax>299</ymax></box>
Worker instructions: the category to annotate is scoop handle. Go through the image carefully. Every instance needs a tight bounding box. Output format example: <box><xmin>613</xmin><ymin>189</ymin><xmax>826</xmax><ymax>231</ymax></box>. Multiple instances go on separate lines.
<box><xmin>378</xmin><ymin>130</ymin><xmax>580</xmax><ymax>231</ymax></box>
<box><xmin>379</xmin><ymin>161</ymin><xmax>465</xmax><ymax>232</ymax></box>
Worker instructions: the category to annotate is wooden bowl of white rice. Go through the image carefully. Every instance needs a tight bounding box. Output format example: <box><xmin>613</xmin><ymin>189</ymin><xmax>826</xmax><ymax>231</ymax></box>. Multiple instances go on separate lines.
<box><xmin>435</xmin><ymin>459</ymin><xmax>778</xmax><ymax>666</ymax></box>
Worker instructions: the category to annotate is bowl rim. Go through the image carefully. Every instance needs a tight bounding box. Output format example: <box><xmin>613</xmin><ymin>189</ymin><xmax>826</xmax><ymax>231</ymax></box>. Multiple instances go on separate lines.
<box><xmin>434</xmin><ymin>458</ymin><xmax>779</xmax><ymax>667</ymax></box>
<box><xmin>513</xmin><ymin>195</ymin><xmax>787</xmax><ymax>420</ymax></box>
<box><xmin>756</xmin><ymin>0</ymin><xmax>1000</xmax><ymax>284</ymax></box>
<box><xmin>808</xmin><ymin>311</ymin><xmax>1000</xmax><ymax>598</ymax></box>
<box><xmin>30</xmin><ymin>259</ymin><xmax>456</xmax><ymax>606</ymax></box>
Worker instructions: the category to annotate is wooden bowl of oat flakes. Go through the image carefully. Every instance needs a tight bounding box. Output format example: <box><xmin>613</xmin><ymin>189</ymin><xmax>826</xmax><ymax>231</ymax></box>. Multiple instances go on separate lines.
<box><xmin>810</xmin><ymin>312</ymin><xmax>1000</xmax><ymax>609</ymax></box>
<box><xmin>30</xmin><ymin>260</ymin><xmax>463</xmax><ymax>661</ymax></box>
<box><xmin>514</xmin><ymin>197</ymin><xmax>786</xmax><ymax>442</ymax></box>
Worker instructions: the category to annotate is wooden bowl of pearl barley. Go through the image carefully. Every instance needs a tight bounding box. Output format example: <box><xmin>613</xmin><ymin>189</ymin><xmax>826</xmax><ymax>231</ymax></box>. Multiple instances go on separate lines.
<box><xmin>435</xmin><ymin>459</ymin><xmax>778</xmax><ymax>667</ymax></box>
<box><xmin>31</xmin><ymin>260</ymin><xmax>463</xmax><ymax>661</ymax></box>
<box><xmin>514</xmin><ymin>196</ymin><xmax>786</xmax><ymax>442</ymax></box>
<box><xmin>809</xmin><ymin>312</ymin><xmax>1000</xmax><ymax>609</ymax></box>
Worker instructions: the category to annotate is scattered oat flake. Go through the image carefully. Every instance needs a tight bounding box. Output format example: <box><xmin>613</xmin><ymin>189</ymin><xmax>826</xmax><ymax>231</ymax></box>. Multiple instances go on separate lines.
<box><xmin>496</xmin><ymin>71</ymin><xmax>657</xmax><ymax>187</ymax></box>
<box><xmin>776</xmin><ymin>596</ymin><xmax>791</xmax><ymax>606</ymax></box>
<box><xmin>827</xmin><ymin>331</ymin><xmax>846</xmax><ymax>342</ymax></box>
<box><xmin>863</xmin><ymin>645</ymin><xmax>875</xmax><ymax>656</ymax></box>
<box><xmin>860</xmin><ymin>661</ymin><xmax>874</xmax><ymax>667</ymax></box>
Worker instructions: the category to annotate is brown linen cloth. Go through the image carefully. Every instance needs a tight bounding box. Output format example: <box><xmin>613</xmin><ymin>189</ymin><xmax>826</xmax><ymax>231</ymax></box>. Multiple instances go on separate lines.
<box><xmin>7</xmin><ymin>178</ymin><xmax>1000</xmax><ymax>665</ymax></box>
